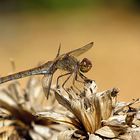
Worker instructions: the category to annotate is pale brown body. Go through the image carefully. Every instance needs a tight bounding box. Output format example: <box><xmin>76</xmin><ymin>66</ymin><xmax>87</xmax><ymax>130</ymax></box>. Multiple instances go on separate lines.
<box><xmin>0</xmin><ymin>42</ymin><xmax>93</xmax><ymax>98</ymax></box>
<box><xmin>0</xmin><ymin>55</ymin><xmax>79</xmax><ymax>83</ymax></box>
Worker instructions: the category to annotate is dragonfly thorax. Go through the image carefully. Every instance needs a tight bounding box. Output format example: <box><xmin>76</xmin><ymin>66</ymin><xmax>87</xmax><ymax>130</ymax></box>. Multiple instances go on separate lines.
<box><xmin>56</xmin><ymin>55</ymin><xmax>78</xmax><ymax>72</ymax></box>
<box><xmin>79</xmin><ymin>58</ymin><xmax>92</xmax><ymax>73</ymax></box>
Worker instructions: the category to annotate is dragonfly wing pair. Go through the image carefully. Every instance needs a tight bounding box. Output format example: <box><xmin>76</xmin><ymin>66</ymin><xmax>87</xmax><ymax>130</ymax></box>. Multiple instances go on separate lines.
<box><xmin>42</xmin><ymin>42</ymin><xmax>93</xmax><ymax>99</ymax></box>
<box><xmin>67</xmin><ymin>42</ymin><xmax>93</xmax><ymax>57</ymax></box>
<box><xmin>42</xmin><ymin>74</ymin><xmax>53</xmax><ymax>99</ymax></box>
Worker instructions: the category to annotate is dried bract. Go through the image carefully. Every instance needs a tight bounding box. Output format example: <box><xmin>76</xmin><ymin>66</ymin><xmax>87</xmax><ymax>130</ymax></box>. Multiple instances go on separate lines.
<box><xmin>37</xmin><ymin>79</ymin><xmax>122</xmax><ymax>139</ymax></box>
<box><xmin>0</xmin><ymin>77</ymin><xmax>60</xmax><ymax>140</ymax></box>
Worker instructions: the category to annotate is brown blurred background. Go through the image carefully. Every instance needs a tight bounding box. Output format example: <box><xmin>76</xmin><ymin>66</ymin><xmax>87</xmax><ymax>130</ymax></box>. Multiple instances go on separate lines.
<box><xmin>0</xmin><ymin>0</ymin><xmax>140</xmax><ymax>101</ymax></box>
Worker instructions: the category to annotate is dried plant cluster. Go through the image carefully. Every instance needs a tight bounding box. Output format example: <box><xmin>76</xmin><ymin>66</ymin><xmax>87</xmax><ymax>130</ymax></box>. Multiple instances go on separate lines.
<box><xmin>0</xmin><ymin>76</ymin><xmax>140</xmax><ymax>140</ymax></box>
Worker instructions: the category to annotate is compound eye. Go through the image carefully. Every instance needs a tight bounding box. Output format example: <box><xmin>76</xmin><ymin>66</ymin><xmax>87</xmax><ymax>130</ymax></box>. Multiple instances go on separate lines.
<box><xmin>80</xmin><ymin>58</ymin><xmax>92</xmax><ymax>73</ymax></box>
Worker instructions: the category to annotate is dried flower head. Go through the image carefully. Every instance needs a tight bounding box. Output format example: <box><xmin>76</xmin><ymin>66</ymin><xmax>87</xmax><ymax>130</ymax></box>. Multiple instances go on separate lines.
<box><xmin>37</xmin><ymin>79</ymin><xmax>130</xmax><ymax>139</ymax></box>
<box><xmin>36</xmin><ymin>76</ymin><xmax>140</xmax><ymax>140</ymax></box>
<box><xmin>0</xmin><ymin>77</ymin><xmax>62</xmax><ymax>140</ymax></box>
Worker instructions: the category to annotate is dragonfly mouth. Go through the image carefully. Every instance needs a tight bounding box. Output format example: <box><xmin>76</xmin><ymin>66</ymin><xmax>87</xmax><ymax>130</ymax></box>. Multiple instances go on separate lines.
<box><xmin>79</xmin><ymin>58</ymin><xmax>92</xmax><ymax>73</ymax></box>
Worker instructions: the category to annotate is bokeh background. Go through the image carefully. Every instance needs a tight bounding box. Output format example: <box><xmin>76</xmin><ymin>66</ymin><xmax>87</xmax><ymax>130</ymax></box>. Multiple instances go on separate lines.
<box><xmin>0</xmin><ymin>0</ymin><xmax>140</xmax><ymax>101</ymax></box>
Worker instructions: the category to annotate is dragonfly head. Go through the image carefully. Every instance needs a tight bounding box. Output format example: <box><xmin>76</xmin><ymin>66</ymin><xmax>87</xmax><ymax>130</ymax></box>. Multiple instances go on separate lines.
<box><xmin>79</xmin><ymin>58</ymin><xmax>92</xmax><ymax>73</ymax></box>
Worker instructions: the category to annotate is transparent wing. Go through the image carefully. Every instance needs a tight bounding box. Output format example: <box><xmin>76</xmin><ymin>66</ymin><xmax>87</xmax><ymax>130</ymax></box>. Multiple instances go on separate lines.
<box><xmin>42</xmin><ymin>74</ymin><xmax>53</xmax><ymax>99</ymax></box>
<box><xmin>67</xmin><ymin>42</ymin><xmax>93</xmax><ymax>57</ymax></box>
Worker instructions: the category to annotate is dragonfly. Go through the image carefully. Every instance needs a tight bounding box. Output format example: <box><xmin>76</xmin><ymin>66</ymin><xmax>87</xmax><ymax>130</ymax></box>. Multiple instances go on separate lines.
<box><xmin>0</xmin><ymin>42</ymin><xmax>93</xmax><ymax>99</ymax></box>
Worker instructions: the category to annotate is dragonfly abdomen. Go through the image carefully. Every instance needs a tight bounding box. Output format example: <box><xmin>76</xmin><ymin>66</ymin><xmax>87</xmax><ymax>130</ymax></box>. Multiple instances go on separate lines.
<box><xmin>0</xmin><ymin>61</ymin><xmax>53</xmax><ymax>84</ymax></box>
<box><xmin>0</xmin><ymin>68</ymin><xmax>41</xmax><ymax>84</ymax></box>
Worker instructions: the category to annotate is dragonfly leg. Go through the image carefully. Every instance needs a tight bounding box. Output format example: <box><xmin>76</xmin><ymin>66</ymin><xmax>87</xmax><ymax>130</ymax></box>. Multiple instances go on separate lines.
<box><xmin>72</xmin><ymin>72</ymin><xmax>89</xmax><ymax>93</ymax></box>
<box><xmin>62</xmin><ymin>73</ymin><xmax>73</xmax><ymax>93</ymax></box>
<box><xmin>56</xmin><ymin>72</ymin><xmax>71</xmax><ymax>88</ymax></box>
<box><xmin>73</xmin><ymin>71</ymin><xmax>87</xmax><ymax>85</ymax></box>
<box><xmin>74</xmin><ymin>73</ymin><xmax>83</xmax><ymax>83</ymax></box>
<box><xmin>72</xmin><ymin>73</ymin><xmax>83</xmax><ymax>93</ymax></box>
<box><xmin>79</xmin><ymin>72</ymin><xmax>88</xmax><ymax>81</ymax></box>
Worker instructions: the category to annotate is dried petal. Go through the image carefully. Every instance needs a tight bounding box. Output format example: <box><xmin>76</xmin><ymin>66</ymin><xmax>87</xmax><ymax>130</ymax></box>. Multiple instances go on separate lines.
<box><xmin>95</xmin><ymin>126</ymin><xmax>123</xmax><ymax>138</ymax></box>
<box><xmin>57</xmin><ymin>130</ymin><xmax>76</xmax><ymax>140</ymax></box>
<box><xmin>89</xmin><ymin>134</ymin><xmax>102</xmax><ymax>140</ymax></box>
<box><xmin>58</xmin><ymin>129</ymin><xmax>87</xmax><ymax>140</ymax></box>
<box><xmin>36</xmin><ymin>111</ymin><xmax>80</xmax><ymax>129</ymax></box>
<box><xmin>96</xmin><ymin>88</ymin><xmax>118</xmax><ymax>120</ymax></box>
